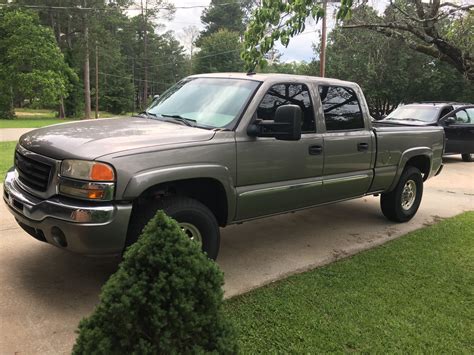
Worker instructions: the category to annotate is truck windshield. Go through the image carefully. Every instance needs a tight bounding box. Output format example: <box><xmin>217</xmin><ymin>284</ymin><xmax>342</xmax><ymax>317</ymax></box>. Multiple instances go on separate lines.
<box><xmin>385</xmin><ymin>105</ymin><xmax>439</xmax><ymax>122</ymax></box>
<box><xmin>146</xmin><ymin>78</ymin><xmax>259</xmax><ymax>129</ymax></box>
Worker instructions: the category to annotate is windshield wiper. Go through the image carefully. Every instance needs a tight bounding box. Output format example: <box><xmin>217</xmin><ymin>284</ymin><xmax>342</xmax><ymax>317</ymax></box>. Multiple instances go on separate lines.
<box><xmin>159</xmin><ymin>113</ymin><xmax>197</xmax><ymax>127</ymax></box>
<box><xmin>134</xmin><ymin>111</ymin><xmax>157</xmax><ymax>119</ymax></box>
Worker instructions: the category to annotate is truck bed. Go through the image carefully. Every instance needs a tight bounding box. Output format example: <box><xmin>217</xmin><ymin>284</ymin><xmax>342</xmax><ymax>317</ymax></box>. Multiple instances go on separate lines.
<box><xmin>368</xmin><ymin>123</ymin><xmax>444</xmax><ymax>192</ymax></box>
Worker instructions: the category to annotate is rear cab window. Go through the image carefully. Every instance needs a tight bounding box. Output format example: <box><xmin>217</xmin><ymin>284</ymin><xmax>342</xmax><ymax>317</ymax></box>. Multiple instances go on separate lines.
<box><xmin>318</xmin><ymin>85</ymin><xmax>365</xmax><ymax>131</ymax></box>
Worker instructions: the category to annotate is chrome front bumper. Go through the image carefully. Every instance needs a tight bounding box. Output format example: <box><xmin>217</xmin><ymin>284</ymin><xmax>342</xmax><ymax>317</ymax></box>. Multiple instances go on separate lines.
<box><xmin>3</xmin><ymin>169</ymin><xmax>133</xmax><ymax>255</ymax></box>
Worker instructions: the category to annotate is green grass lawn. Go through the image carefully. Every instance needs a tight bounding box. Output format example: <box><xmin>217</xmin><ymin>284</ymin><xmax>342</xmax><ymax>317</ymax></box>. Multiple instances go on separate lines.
<box><xmin>225</xmin><ymin>212</ymin><xmax>474</xmax><ymax>353</ymax></box>
<box><xmin>0</xmin><ymin>141</ymin><xmax>16</xmax><ymax>178</ymax></box>
<box><xmin>0</xmin><ymin>109</ymin><xmax>128</xmax><ymax>128</ymax></box>
<box><xmin>0</xmin><ymin>108</ymin><xmax>73</xmax><ymax>128</ymax></box>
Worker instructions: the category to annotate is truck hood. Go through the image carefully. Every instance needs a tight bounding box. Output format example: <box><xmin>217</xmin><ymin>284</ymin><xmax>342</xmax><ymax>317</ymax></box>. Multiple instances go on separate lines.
<box><xmin>19</xmin><ymin>117</ymin><xmax>216</xmax><ymax>160</ymax></box>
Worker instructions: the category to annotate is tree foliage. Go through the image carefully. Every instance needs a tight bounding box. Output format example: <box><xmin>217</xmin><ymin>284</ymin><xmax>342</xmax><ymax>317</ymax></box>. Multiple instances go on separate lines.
<box><xmin>241</xmin><ymin>0</ymin><xmax>354</xmax><ymax>70</ymax></box>
<box><xmin>0</xmin><ymin>8</ymin><xmax>74</xmax><ymax>118</ymax></box>
<box><xmin>324</xmin><ymin>5</ymin><xmax>473</xmax><ymax>118</ymax></box>
<box><xmin>242</xmin><ymin>0</ymin><xmax>473</xmax><ymax>79</ymax></box>
<box><xmin>343</xmin><ymin>0</ymin><xmax>474</xmax><ymax>80</ymax></box>
<box><xmin>6</xmin><ymin>0</ymin><xmax>187</xmax><ymax>116</ymax></box>
<box><xmin>73</xmin><ymin>211</ymin><xmax>237</xmax><ymax>354</ymax></box>
<box><xmin>198</xmin><ymin>0</ymin><xmax>247</xmax><ymax>43</ymax></box>
<box><xmin>194</xmin><ymin>30</ymin><xmax>244</xmax><ymax>73</ymax></box>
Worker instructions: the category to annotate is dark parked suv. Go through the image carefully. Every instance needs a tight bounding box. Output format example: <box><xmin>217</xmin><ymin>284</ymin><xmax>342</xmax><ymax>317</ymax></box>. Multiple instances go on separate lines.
<box><xmin>381</xmin><ymin>102</ymin><xmax>474</xmax><ymax>162</ymax></box>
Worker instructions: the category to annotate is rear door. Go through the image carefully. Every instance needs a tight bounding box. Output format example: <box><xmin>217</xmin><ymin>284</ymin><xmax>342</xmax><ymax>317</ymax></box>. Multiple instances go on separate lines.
<box><xmin>318</xmin><ymin>85</ymin><xmax>374</xmax><ymax>202</ymax></box>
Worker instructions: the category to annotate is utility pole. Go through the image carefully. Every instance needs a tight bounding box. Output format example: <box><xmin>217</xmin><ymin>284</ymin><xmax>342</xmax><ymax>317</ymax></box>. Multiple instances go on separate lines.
<box><xmin>141</xmin><ymin>0</ymin><xmax>149</xmax><ymax>108</ymax></box>
<box><xmin>95</xmin><ymin>42</ymin><xmax>99</xmax><ymax>119</ymax></box>
<box><xmin>82</xmin><ymin>4</ymin><xmax>91</xmax><ymax>119</ymax></box>
<box><xmin>132</xmin><ymin>57</ymin><xmax>135</xmax><ymax>114</ymax></box>
<box><xmin>320</xmin><ymin>0</ymin><xmax>327</xmax><ymax>77</ymax></box>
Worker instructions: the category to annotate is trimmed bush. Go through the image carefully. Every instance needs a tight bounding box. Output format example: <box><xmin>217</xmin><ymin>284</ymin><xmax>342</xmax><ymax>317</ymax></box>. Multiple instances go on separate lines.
<box><xmin>72</xmin><ymin>211</ymin><xmax>237</xmax><ymax>354</ymax></box>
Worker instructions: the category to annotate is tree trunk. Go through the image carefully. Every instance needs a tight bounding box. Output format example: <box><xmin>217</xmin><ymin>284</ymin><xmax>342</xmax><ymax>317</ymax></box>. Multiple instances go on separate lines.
<box><xmin>59</xmin><ymin>97</ymin><xmax>65</xmax><ymax>119</ymax></box>
<box><xmin>320</xmin><ymin>0</ymin><xmax>327</xmax><ymax>77</ymax></box>
<box><xmin>95</xmin><ymin>43</ymin><xmax>99</xmax><ymax>119</ymax></box>
<box><xmin>83</xmin><ymin>12</ymin><xmax>91</xmax><ymax>120</ymax></box>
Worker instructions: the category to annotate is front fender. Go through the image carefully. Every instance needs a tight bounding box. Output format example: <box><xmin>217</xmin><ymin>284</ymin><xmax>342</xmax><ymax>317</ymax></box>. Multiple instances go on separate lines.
<box><xmin>122</xmin><ymin>164</ymin><xmax>237</xmax><ymax>223</ymax></box>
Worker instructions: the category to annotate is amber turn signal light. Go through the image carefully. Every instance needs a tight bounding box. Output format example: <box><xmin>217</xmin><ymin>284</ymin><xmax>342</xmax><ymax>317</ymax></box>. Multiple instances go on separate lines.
<box><xmin>91</xmin><ymin>163</ymin><xmax>115</xmax><ymax>181</ymax></box>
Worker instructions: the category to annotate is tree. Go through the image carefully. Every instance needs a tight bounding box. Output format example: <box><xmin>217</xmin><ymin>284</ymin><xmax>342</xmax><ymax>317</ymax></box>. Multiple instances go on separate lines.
<box><xmin>129</xmin><ymin>0</ymin><xmax>174</xmax><ymax>108</ymax></box>
<box><xmin>72</xmin><ymin>211</ymin><xmax>237</xmax><ymax>354</ymax></box>
<box><xmin>194</xmin><ymin>30</ymin><xmax>244</xmax><ymax>74</ymax></box>
<box><xmin>198</xmin><ymin>0</ymin><xmax>247</xmax><ymax>43</ymax></box>
<box><xmin>242</xmin><ymin>0</ymin><xmax>474</xmax><ymax>80</ymax></box>
<box><xmin>13</xmin><ymin>0</ymin><xmax>131</xmax><ymax>117</ymax></box>
<box><xmin>179</xmin><ymin>25</ymin><xmax>200</xmax><ymax>72</ymax></box>
<box><xmin>324</xmin><ymin>5</ymin><xmax>473</xmax><ymax>118</ymax></box>
<box><xmin>343</xmin><ymin>0</ymin><xmax>474</xmax><ymax>80</ymax></box>
<box><xmin>0</xmin><ymin>8</ymin><xmax>74</xmax><ymax>119</ymax></box>
<box><xmin>241</xmin><ymin>0</ymin><xmax>327</xmax><ymax>70</ymax></box>
<box><xmin>9</xmin><ymin>0</ymin><xmax>182</xmax><ymax>115</ymax></box>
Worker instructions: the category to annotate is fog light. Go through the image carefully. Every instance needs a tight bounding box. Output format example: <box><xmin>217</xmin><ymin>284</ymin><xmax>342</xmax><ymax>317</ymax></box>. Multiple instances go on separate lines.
<box><xmin>59</xmin><ymin>178</ymin><xmax>115</xmax><ymax>201</ymax></box>
<box><xmin>51</xmin><ymin>226</ymin><xmax>67</xmax><ymax>247</ymax></box>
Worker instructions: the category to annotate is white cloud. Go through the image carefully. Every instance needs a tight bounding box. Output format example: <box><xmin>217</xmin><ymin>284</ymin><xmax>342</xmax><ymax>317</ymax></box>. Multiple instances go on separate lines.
<box><xmin>154</xmin><ymin>0</ymin><xmax>389</xmax><ymax>61</ymax></box>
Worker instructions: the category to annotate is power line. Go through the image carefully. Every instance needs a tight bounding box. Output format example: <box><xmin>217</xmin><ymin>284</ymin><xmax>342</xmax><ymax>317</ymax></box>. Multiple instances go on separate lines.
<box><xmin>98</xmin><ymin>72</ymin><xmax>174</xmax><ymax>86</ymax></box>
<box><xmin>134</xmin><ymin>48</ymin><xmax>241</xmax><ymax>71</ymax></box>
<box><xmin>0</xmin><ymin>1</ymin><xmax>244</xmax><ymax>11</ymax></box>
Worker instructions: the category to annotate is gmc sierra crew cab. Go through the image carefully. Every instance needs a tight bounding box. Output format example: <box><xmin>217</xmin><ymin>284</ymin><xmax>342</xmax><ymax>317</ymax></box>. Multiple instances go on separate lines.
<box><xmin>3</xmin><ymin>73</ymin><xmax>445</xmax><ymax>259</ymax></box>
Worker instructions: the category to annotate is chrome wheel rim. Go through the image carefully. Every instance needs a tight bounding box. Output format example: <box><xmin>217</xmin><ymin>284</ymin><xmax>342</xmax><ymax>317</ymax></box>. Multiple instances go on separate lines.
<box><xmin>179</xmin><ymin>222</ymin><xmax>202</xmax><ymax>246</ymax></box>
<box><xmin>401</xmin><ymin>180</ymin><xmax>417</xmax><ymax>211</ymax></box>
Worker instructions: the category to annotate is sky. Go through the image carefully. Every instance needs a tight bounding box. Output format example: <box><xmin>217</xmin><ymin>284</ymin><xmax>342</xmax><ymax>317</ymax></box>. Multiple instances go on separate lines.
<box><xmin>147</xmin><ymin>0</ymin><xmax>391</xmax><ymax>63</ymax></box>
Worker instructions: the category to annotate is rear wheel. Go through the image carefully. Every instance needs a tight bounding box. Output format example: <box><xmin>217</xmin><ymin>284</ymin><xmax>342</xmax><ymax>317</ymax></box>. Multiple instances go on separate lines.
<box><xmin>461</xmin><ymin>153</ymin><xmax>473</xmax><ymax>162</ymax></box>
<box><xmin>126</xmin><ymin>196</ymin><xmax>220</xmax><ymax>260</ymax></box>
<box><xmin>380</xmin><ymin>166</ymin><xmax>423</xmax><ymax>222</ymax></box>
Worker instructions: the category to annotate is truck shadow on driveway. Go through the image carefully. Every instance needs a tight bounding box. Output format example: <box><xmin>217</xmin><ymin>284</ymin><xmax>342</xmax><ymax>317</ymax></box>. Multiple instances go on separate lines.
<box><xmin>11</xmin><ymin>197</ymin><xmax>391</xmax><ymax>310</ymax></box>
<box><xmin>443</xmin><ymin>155</ymin><xmax>469</xmax><ymax>164</ymax></box>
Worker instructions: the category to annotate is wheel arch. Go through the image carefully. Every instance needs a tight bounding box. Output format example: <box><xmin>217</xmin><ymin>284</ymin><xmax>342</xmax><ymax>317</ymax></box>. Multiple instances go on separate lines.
<box><xmin>123</xmin><ymin>165</ymin><xmax>236</xmax><ymax>226</ymax></box>
<box><xmin>388</xmin><ymin>148</ymin><xmax>432</xmax><ymax>191</ymax></box>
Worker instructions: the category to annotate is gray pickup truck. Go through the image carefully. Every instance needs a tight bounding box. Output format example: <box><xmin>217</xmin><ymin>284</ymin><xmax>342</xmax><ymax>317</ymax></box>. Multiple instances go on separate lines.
<box><xmin>4</xmin><ymin>73</ymin><xmax>444</xmax><ymax>259</ymax></box>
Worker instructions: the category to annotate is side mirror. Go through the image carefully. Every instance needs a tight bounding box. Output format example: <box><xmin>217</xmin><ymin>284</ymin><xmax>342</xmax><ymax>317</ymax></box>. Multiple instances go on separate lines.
<box><xmin>443</xmin><ymin>116</ymin><xmax>455</xmax><ymax>125</ymax></box>
<box><xmin>153</xmin><ymin>94</ymin><xmax>160</xmax><ymax>100</ymax></box>
<box><xmin>247</xmin><ymin>104</ymin><xmax>302</xmax><ymax>141</ymax></box>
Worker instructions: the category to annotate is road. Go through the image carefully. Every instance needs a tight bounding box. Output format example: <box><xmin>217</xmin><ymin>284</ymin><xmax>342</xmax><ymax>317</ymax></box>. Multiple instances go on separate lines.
<box><xmin>0</xmin><ymin>156</ymin><xmax>473</xmax><ymax>354</ymax></box>
<box><xmin>0</xmin><ymin>128</ymin><xmax>33</xmax><ymax>142</ymax></box>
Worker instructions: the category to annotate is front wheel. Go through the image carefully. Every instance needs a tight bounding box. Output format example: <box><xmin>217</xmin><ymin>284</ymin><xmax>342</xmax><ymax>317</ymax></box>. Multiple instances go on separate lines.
<box><xmin>461</xmin><ymin>153</ymin><xmax>473</xmax><ymax>162</ymax></box>
<box><xmin>380</xmin><ymin>166</ymin><xmax>423</xmax><ymax>222</ymax></box>
<box><xmin>126</xmin><ymin>196</ymin><xmax>220</xmax><ymax>260</ymax></box>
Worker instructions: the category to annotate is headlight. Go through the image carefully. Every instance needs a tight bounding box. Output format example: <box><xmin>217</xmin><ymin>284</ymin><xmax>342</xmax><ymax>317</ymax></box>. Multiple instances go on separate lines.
<box><xmin>61</xmin><ymin>160</ymin><xmax>115</xmax><ymax>181</ymax></box>
<box><xmin>59</xmin><ymin>160</ymin><xmax>116</xmax><ymax>201</ymax></box>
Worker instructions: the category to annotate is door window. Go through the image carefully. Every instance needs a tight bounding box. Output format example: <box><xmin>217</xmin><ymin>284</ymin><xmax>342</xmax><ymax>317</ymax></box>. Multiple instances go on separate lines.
<box><xmin>257</xmin><ymin>83</ymin><xmax>316</xmax><ymax>133</ymax></box>
<box><xmin>465</xmin><ymin>108</ymin><xmax>474</xmax><ymax>122</ymax></box>
<box><xmin>454</xmin><ymin>110</ymin><xmax>470</xmax><ymax>124</ymax></box>
<box><xmin>319</xmin><ymin>86</ymin><xmax>365</xmax><ymax>131</ymax></box>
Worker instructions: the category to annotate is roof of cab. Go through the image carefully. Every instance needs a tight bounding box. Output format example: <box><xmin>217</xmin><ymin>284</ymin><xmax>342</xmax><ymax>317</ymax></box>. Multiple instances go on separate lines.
<box><xmin>188</xmin><ymin>72</ymin><xmax>358</xmax><ymax>88</ymax></box>
<box><xmin>407</xmin><ymin>102</ymin><xmax>472</xmax><ymax>107</ymax></box>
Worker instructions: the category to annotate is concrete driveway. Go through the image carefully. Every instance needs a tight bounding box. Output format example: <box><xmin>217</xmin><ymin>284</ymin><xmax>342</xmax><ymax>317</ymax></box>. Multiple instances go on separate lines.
<box><xmin>1</xmin><ymin>156</ymin><xmax>473</xmax><ymax>354</ymax></box>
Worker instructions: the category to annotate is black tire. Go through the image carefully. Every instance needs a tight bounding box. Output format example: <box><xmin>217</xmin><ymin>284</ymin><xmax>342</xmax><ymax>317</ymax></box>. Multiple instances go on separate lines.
<box><xmin>380</xmin><ymin>166</ymin><xmax>423</xmax><ymax>223</ymax></box>
<box><xmin>461</xmin><ymin>153</ymin><xmax>473</xmax><ymax>162</ymax></box>
<box><xmin>126</xmin><ymin>196</ymin><xmax>220</xmax><ymax>260</ymax></box>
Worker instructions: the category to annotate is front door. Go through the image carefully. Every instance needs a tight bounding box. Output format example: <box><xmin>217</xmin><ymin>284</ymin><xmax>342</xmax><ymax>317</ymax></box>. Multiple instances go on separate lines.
<box><xmin>318</xmin><ymin>85</ymin><xmax>374</xmax><ymax>202</ymax></box>
<box><xmin>235</xmin><ymin>83</ymin><xmax>324</xmax><ymax>220</ymax></box>
<box><xmin>443</xmin><ymin>107</ymin><xmax>474</xmax><ymax>154</ymax></box>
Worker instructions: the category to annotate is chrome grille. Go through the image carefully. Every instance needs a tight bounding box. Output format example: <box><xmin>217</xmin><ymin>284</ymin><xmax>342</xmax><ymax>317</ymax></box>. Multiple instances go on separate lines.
<box><xmin>15</xmin><ymin>150</ymin><xmax>52</xmax><ymax>192</ymax></box>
